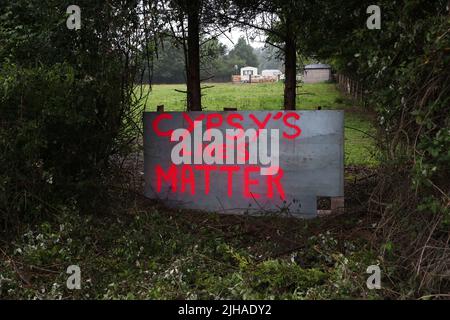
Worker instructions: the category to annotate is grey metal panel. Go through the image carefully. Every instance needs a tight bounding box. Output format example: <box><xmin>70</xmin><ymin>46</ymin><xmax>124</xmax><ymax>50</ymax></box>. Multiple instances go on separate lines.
<box><xmin>143</xmin><ymin>111</ymin><xmax>344</xmax><ymax>218</ymax></box>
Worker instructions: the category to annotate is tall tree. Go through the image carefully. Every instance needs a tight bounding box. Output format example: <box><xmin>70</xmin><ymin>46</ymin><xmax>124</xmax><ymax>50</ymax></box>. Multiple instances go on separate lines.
<box><xmin>185</xmin><ymin>0</ymin><xmax>202</xmax><ymax>110</ymax></box>
<box><xmin>228</xmin><ymin>37</ymin><xmax>259</xmax><ymax>67</ymax></box>
<box><xmin>158</xmin><ymin>0</ymin><xmax>234</xmax><ymax>110</ymax></box>
<box><xmin>282</xmin><ymin>11</ymin><xmax>297</xmax><ymax>110</ymax></box>
<box><xmin>151</xmin><ymin>40</ymin><xmax>186</xmax><ymax>83</ymax></box>
<box><xmin>162</xmin><ymin>0</ymin><xmax>203</xmax><ymax>110</ymax></box>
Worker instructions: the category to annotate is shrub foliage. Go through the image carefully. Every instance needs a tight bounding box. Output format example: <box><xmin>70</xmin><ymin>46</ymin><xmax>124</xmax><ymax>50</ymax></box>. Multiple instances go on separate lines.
<box><xmin>0</xmin><ymin>1</ymin><xmax>146</xmax><ymax>230</ymax></box>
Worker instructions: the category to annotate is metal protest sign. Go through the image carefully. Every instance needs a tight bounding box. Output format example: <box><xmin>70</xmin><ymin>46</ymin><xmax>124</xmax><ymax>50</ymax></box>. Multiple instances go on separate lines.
<box><xmin>143</xmin><ymin>110</ymin><xmax>344</xmax><ymax>217</ymax></box>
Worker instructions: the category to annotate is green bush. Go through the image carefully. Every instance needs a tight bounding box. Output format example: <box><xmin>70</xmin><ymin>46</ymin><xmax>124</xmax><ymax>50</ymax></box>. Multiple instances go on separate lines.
<box><xmin>0</xmin><ymin>62</ymin><xmax>130</xmax><ymax>230</ymax></box>
<box><xmin>0</xmin><ymin>1</ymin><xmax>144</xmax><ymax>231</ymax></box>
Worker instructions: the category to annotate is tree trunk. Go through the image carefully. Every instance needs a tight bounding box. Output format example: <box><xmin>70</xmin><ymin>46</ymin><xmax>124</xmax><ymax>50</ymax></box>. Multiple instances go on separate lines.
<box><xmin>186</xmin><ymin>1</ymin><xmax>201</xmax><ymax>111</ymax></box>
<box><xmin>283</xmin><ymin>25</ymin><xmax>297</xmax><ymax>110</ymax></box>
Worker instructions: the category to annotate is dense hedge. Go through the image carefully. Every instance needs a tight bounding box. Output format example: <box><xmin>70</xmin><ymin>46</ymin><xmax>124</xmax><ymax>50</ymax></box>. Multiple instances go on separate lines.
<box><xmin>0</xmin><ymin>1</ymin><xmax>143</xmax><ymax>231</ymax></box>
<box><xmin>298</xmin><ymin>0</ymin><xmax>449</xmax><ymax>294</ymax></box>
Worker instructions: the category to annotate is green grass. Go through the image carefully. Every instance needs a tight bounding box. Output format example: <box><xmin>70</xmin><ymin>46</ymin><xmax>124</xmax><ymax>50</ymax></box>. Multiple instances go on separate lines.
<box><xmin>141</xmin><ymin>82</ymin><xmax>378</xmax><ymax>166</ymax></box>
<box><xmin>143</xmin><ymin>82</ymin><xmax>341</xmax><ymax>111</ymax></box>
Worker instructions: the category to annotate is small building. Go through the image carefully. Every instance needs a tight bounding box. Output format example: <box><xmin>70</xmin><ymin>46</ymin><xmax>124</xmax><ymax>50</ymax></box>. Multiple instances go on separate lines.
<box><xmin>302</xmin><ymin>63</ymin><xmax>332</xmax><ymax>83</ymax></box>
<box><xmin>240</xmin><ymin>66</ymin><xmax>258</xmax><ymax>82</ymax></box>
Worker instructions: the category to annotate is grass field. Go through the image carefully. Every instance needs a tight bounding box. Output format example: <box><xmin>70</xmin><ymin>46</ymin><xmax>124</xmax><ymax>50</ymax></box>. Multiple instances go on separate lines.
<box><xmin>141</xmin><ymin>82</ymin><xmax>377</xmax><ymax>166</ymax></box>
<box><xmin>143</xmin><ymin>82</ymin><xmax>344</xmax><ymax>111</ymax></box>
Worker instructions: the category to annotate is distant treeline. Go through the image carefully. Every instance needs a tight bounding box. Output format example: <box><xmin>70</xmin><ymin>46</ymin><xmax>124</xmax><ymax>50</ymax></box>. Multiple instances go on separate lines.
<box><xmin>139</xmin><ymin>37</ymin><xmax>284</xmax><ymax>84</ymax></box>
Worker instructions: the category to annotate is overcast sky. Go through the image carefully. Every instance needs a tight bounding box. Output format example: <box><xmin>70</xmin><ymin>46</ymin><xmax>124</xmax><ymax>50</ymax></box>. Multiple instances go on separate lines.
<box><xmin>218</xmin><ymin>29</ymin><xmax>267</xmax><ymax>49</ymax></box>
